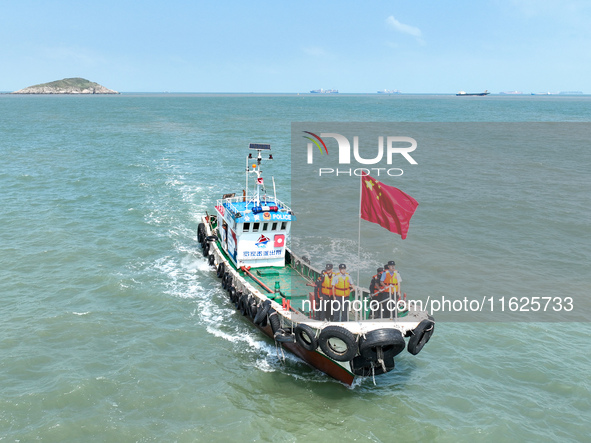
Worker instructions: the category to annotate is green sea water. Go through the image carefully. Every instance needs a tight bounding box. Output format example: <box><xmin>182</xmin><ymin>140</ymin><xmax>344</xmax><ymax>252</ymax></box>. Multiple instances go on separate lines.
<box><xmin>1</xmin><ymin>94</ymin><xmax>590</xmax><ymax>441</ymax></box>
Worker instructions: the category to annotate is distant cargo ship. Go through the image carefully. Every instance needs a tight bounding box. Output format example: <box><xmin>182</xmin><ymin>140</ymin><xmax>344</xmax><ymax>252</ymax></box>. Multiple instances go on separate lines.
<box><xmin>377</xmin><ymin>89</ymin><xmax>401</xmax><ymax>94</ymax></box>
<box><xmin>456</xmin><ymin>90</ymin><xmax>490</xmax><ymax>96</ymax></box>
<box><xmin>310</xmin><ymin>89</ymin><xmax>338</xmax><ymax>94</ymax></box>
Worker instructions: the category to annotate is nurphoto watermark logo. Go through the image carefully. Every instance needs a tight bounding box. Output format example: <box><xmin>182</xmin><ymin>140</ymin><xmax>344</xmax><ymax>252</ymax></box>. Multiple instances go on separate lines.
<box><xmin>302</xmin><ymin>130</ymin><xmax>418</xmax><ymax>177</ymax></box>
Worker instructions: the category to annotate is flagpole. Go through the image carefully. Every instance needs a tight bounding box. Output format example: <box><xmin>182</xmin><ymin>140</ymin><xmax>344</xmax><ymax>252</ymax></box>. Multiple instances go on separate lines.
<box><xmin>356</xmin><ymin>173</ymin><xmax>363</xmax><ymax>321</ymax></box>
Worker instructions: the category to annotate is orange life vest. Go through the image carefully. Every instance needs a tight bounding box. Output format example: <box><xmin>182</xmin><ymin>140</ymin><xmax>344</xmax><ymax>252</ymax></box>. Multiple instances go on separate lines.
<box><xmin>382</xmin><ymin>270</ymin><xmax>399</xmax><ymax>292</ymax></box>
<box><xmin>321</xmin><ymin>273</ymin><xmax>333</xmax><ymax>296</ymax></box>
<box><xmin>333</xmin><ymin>273</ymin><xmax>351</xmax><ymax>297</ymax></box>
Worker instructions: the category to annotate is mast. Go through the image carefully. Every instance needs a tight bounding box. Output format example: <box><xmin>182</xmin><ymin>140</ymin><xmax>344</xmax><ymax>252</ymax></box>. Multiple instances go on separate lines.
<box><xmin>247</xmin><ymin>143</ymin><xmax>272</xmax><ymax>206</ymax></box>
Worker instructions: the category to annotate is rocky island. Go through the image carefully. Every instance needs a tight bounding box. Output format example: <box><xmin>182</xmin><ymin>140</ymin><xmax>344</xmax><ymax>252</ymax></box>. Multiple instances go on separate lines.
<box><xmin>12</xmin><ymin>77</ymin><xmax>119</xmax><ymax>94</ymax></box>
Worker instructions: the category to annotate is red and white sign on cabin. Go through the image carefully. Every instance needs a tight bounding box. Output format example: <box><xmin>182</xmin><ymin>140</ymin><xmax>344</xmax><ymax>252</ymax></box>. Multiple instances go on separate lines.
<box><xmin>274</xmin><ymin>234</ymin><xmax>285</xmax><ymax>248</ymax></box>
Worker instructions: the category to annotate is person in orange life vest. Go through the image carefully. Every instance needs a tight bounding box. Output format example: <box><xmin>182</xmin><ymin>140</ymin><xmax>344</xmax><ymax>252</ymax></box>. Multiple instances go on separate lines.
<box><xmin>332</xmin><ymin>264</ymin><xmax>353</xmax><ymax>322</ymax></box>
<box><xmin>315</xmin><ymin>264</ymin><xmax>334</xmax><ymax>321</ymax></box>
<box><xmin>379</xmin><ymin>260</ymin><xmax>401</xmax><ymax>318</ymax></box>
<box><xmin>369</xmin><ymin>267</ymin><xmax>384</xmax><ymax>319</ymax></box>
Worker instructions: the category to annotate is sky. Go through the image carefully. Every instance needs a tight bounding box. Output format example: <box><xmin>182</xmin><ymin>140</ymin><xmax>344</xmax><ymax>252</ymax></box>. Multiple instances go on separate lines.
<box><xmin>1</xmin><ymin>0</ymin><xmax>590</xmax><ymax>93</ymax></box>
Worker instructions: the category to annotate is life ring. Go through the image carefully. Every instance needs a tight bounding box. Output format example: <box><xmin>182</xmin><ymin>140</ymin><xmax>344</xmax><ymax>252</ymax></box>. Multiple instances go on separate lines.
<box><xmin>208</xmin><ymin>254</ymin><xmax>215</xmax><ymax>267</ymax></box>
<box><xmin>295</xmin><ymin>324</ymin><xmax>318</xmax><ymax>351</ymax></box>
<box><xmin>359</xmin><ymin>328</ymin><xmax>405</xmax><ymax>362</ymax></box>
<box><xmin>350</xmin><ymin>354</ymin><xmax>395</xmax><ymax>376</ymax></box>
<box><xmin>318</xmin><ymin>326</ymin><xmax>358</xmax><ymax>362</ymax></box>
<box><xmin>254</xmin><ymin>300</ymin><xmax>271</xmax><ymax>325</ymax></box>
<box><xmin>407</xmin><ymin>320</ymin><xmax>435</xmax><ymax>355</ymax></box>
<box><xmin>216</xmin><ymin>263</ymin><xmax>225</xmax><ymax>278</ymax></box>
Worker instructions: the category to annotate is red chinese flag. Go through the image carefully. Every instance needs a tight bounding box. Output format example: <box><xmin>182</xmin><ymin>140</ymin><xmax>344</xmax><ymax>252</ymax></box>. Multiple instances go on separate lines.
<box><xmin>360</xmin><ymin>175</ymin><xmax>418</xmax><ymax>239</ymax></box>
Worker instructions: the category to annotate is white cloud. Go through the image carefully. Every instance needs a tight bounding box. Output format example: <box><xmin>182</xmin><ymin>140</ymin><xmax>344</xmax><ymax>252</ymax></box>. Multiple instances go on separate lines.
<box><xmin>386</xmin><ymin>15</ymin><xmax>423</xmax><ymax>40</ymax></box>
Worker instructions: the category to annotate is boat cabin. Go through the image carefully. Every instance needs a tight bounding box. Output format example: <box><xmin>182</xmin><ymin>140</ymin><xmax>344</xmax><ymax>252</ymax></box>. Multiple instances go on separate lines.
<box><xmin>214</xmin><ymin>144</ymin><xmax>295</xmax><ymax>268</ymax></box>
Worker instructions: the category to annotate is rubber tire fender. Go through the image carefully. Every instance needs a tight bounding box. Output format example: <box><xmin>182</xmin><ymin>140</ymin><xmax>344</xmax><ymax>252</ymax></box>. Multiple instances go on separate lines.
<box><xmin>254</xmin><ymin>300</ymin><xmax>271</xmax><ymax>325</ymax></box>
<box><xmin>239</xmin><ymin>293</ymin><xmax>249</xmax><ymax>316</ymax></box>
<box><xmin>408</xmin><ymin>320</ymin><xmax>435</xmax><ymax>355</ymax></box>
<box><xmin>223</xmin><ymin>272</ymin><xmax>233</xmax><ymax>290</ymax></box>
<box><xmin>216</xmin><ymin>263</ymin><xmax>225</xmax><ymax>278</ymax></box>
<box><xmin>208</xmin><ymin>254</ymin><xmax>215</xmax><ymax>267</ymax></box>
<box><xmin>295</xmin><ymin>324</ymin><xmax>318</xmax><ymax>351</ymax></box>
<box><xmin>268</xmin><ymin>310</ymin><xmax>281</xmax><ymax>335</ymax></box>
<box><xmin>228</xmin><ymin>287</ymin><xmax>236</xmax><ymax>302</ymax></box>
<box><xmin>248</xmin><ymin>297</ymin><xmax>258</xmax><ymax>319</ymax></box>
<box><xmin>274</xmin><ymin>329</ymin><xmax>296</xmax><ymax>343</ymax></box>
<box><xmin>351</xmin><ymin>355</ymin><xmax>395</xmax><ymax>376</ymax></box>
<box><xmin>202</xmin><ymin>243</ymin><xmax>209</xmax><ymax>257</ymax></box>
<box><xmin>359</xmin><ymin>328</ymin><xmax>406</xmax><ymax>362</ymax></box>
<box><xmin>198</xmin><ymin>223</ymin><xmax>205</xmax><ymax>243</ymax></box>
<box><xmin>234</xmin><ymin>291</ymin><xmax>242</xmax><ymax>309</ymax></box>
<box><xmin>318</xmin><ymin>326</ymin><xmax>358</xmax><ymax>362</ymax></box>
<box><xmin>225</xmin><ymin>275</ymin><xmax>234</xmax><ymax>294</ymax></box>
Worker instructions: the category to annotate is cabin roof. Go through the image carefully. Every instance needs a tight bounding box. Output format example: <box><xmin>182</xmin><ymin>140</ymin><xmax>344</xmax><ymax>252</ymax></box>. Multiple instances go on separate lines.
<box><xmin>217</xmin><ymin>197</ymin><xmax>296</xmax><ymax>223</ymax></box>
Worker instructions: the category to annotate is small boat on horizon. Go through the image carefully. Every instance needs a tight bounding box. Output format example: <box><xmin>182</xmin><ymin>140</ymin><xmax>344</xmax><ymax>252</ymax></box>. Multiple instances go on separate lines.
<box><xmin>456</xmin><ymin>90</ymin><xmax>490</xmax><ymax>96</ymax></box>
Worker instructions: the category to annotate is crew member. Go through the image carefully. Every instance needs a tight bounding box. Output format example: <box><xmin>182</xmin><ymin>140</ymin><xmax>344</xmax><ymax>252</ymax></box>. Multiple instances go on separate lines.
<box><xmin>369</xmin><ymin>267</ymin><xmax>384</xmax><ymax>319</ymax></box>
<box><xmin>332</xmin><ymin>264</ymin><xmax>353</xmax><ymax>322</ymax></box>
<box><xmin>379</xmin><ymin>260</ymin><xmax>401</xmax><ymax>318</ymax></box>
<box><xmin>316</xmin><ymin>264</ymin><xmax>334</xmax><ymax>321</ymax></box>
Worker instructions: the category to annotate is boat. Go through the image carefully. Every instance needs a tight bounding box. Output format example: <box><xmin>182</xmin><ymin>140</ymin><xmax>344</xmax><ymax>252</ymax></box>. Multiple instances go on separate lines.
<box><xmin>456</xmin><ymin>90</ymin><xmax>490</xmax><ymax>96</ymax></box>
<box><xmin>310</xmin><ymin>89</ymin><xmax>338</xmax><ymax>94</ymax></box>
<box><xmin>198</xmin><ymin>143</ymin><xmax>435</xmax><ymax>385</ymax></box>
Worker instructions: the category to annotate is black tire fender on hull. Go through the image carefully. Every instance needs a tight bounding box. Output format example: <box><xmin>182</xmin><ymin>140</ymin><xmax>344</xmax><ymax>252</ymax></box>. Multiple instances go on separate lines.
<box><xmin>351</xmin><ymin>355</ymin><xmax>395</xmax><ymax>376</ymax></box>
<box><xmin>254</xmin><ymin>300</ymin><xmax>271</xmax><ymax>326</ymax></box>
<box><xmin>408</xmin><ymin>319</ymin><xmax>435</xmax><ymax>355</ymax></box>
<box><xmin>198</xmin><ymin>223</ymin><xmax>205</xmax><ymax>244</ymax></box>
<box><xmin>359</xmin><ymin>328</ymin><xmax>406</xmax><ymax>362</ymax></box>
<box><xmin>295</xmin><ymin>324</ymin><xmax>318</xmax><ymax>351</ymax></box>
<box><xmin>318</xmin><ymin>326</ymin><xmax>357</xmax><ymax>362</ymax></box>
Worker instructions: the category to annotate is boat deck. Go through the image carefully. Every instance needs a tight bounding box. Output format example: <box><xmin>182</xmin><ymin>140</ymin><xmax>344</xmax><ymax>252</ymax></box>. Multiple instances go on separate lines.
<box><xmin>240</xmin><ymin>264</ymin><xmax>315</xmax><ymax>316</ymax></box>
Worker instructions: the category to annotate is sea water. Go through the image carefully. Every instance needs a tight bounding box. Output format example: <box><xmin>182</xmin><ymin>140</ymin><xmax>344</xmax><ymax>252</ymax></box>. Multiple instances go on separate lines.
<box><xmin>0</xmin><ymin>94</ymin><xmax>590</xmax><ymax>441</ymax></box>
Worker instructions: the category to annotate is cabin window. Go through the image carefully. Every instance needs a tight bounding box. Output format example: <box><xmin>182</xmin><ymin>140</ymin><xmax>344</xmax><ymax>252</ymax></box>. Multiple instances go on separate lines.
<box><xmin>262</xmin><ymin>223</ymin><xmax>268</xmax><ymax>231</ymax></box>
<box><xmin>243</xmin><ymin>223</ymin><xmax>250</xmax><ymax>232</ymax></box>
<box><xmin>253</xmin><ymin>222</ymin><xmax>260</xmax><ymax>232</ymax></box>
<box><xmin>281</xmin><ymin>222</ymin><xmax>287</xmax><ymax>231</ymax></box>
<box><xmin>272</xmin><ymin>222</ymin><xmax>277</xmax><ymax>231</ymax></box>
